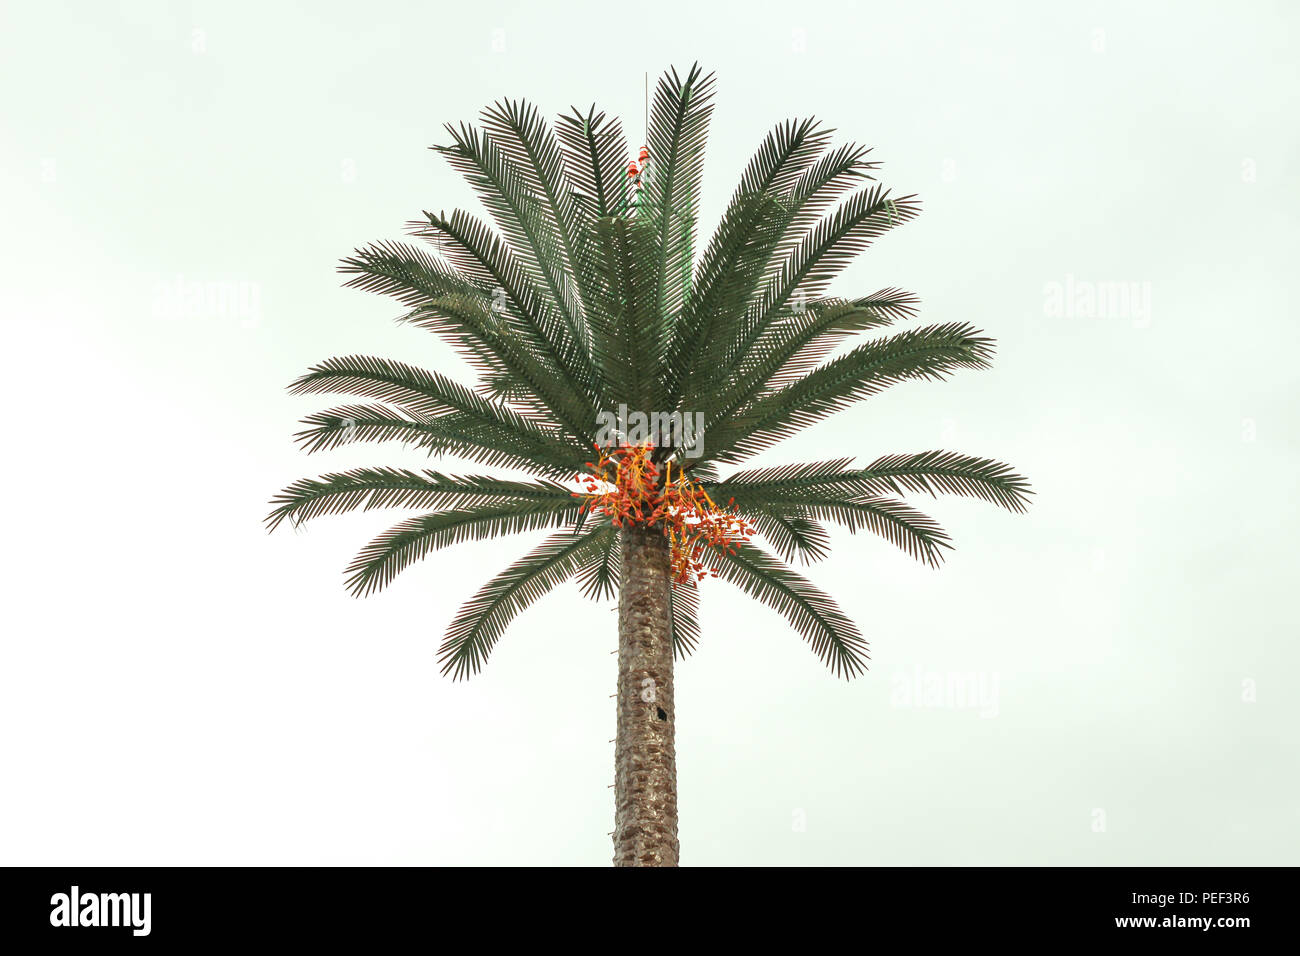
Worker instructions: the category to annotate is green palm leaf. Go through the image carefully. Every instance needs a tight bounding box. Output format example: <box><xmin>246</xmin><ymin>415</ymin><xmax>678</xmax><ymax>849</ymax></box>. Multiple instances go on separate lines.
<box><xmin>704</xmin><ymin>322</ymin><xmax>996</xmax><ymax>465</ymax></box>
<box><xmin>555</xmin><ymin>106</ymin><xmax>630</xmax><ymax>219</ymax></box>
<box><xmin>575</xmin><ymin>523</ymin><xmax>619</xmax><ymax>601</ymax></box>
<box><xmin>293</xmin><ymin>404</ymin><xmax>577</xmax><ymax>478</ymax></box>
<box><xmin>265</xmin><ymin>468</ymin><xmax>574</xmax><ymax>532</ymax></box>
<box><xmin>641</xmin><ymin>63</ymin><xmax>717</xmax><ymax>333</ymax></box>
<box><xmin>745</xmin><ymin>509</ymin><xmax>832</xmax><ymax>565</ymax></box>
<box><xmin>287</xmin><ymin>354</ymin><xmax>588</xmax><ymax>463</ymax></box>
<box><xmin>716</xmin><ymin>451</ymin><xmax>1033</xmax><ymax>514</ymax></box>
<box><xmin>751</xmin><ymin>495</ymin><xmax>954</xmax><ymax>568</ymax></box>
<box><xmin>346</xmin><ymin>499</ymin><xmax>584</xmax><ymax>597</ymax></box>
<box><xmin>435</xmin><ymin>121</ymin><xmax>586</xmax><ymax>360</ymax></box>
<box><xmin>341</xmin><ymin>236</ymin><xmax>598</xmax><ymax>436</ymax></box>
<box><xmin>481</xmin><ymin>98</ymin><xmax>594</xmax><ymax>327</ymax></box>
<box><xmin>669</xmin><ymin>118</ymin><xmax>830</xmax><ymax>401</ymax></box>
<box><xmin>439</xmin><ymin>525</ymin><xmax>610</xmax><ymax>679</ymax></box>
<box><xmin>703</xmin><ymin>544</ymin><xmax>868</xmax><ymax>678</ymax></box>
<box><xmin>669</xmin><ymin>578</ymin><xmax>701</xmax><ymax>658</ymax></box>
<box><xmin>588</xmin><ymin>216</ymin><xmax>664</xmax><ymax>410</ymax></box>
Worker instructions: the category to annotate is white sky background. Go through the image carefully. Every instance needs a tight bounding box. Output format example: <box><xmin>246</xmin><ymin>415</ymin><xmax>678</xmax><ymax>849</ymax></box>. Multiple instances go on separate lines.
<box><xmin>1</xmin><ymin>0</ymin><xmax>1296</xmax><ymax>865</ymax></box>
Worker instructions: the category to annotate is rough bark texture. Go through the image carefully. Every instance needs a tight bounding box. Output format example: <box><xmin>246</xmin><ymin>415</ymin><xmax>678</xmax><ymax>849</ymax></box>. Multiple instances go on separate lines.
<box><xmin>613</xmin><ymin>525</ymin><xmax>679</xmax><ymax>866</ymax></box>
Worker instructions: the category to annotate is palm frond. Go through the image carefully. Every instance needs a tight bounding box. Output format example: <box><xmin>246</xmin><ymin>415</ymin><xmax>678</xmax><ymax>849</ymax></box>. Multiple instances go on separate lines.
<box><xmin>345</xmin><ymin>499</ymin><xmax>583</xmax><ymax>597</ymax></box>
<box><xmin>439</xmin><ymin>524</ymin><xmax>610</xmax><ymax>679</ymax></box>
<box><xmin>671</xmin><ymin>119</ymin><xmax>829</xmax><ymax>392</ymax></box>
<box><xmin>641</xmin><ymin>63</ymin><xmax>717</xmax><ymax>334</ymax></box>
<box><xmin>738</xmin><ymin>494</ymin><xmax>953</xmax><ymax>568</ymax></box>
<box><xmin>480</xmin><ymin>98</ymin><xmax>593</xmax><ymax>326</ymax></box>
<box><xmin>434</xmin><ymin>121</ymin><xmax>586</xmax><ymax>362</ymax></box>
<box><xmin>716</xmin><ymin>452</ymin><xmax>1033</xmax><ymax>514</ymax></box>
<box><xmin>404</xmin><ymin>211</ymin><xmax>578</xmax><ymax>372</ymax></box>
<box><xmin>287</xmin><ymin>354</ymin><xmax>588</xmax><ymax>464</ymax></box>
<box><xmin>669</xmin><ymin>578</ymin><xmax>701</xmax><ymax>658</ymax></box>
<box><xmin>745</xmin><ymin>509</ymin><xmax>832</xmax><ymax>564</ymax></box>
<box><xmin>356</xmin><ymin>223</ymin><xmax>599</xmax><ymax>432</ymax></box>
<box><xmin>700</xmin><ymin>186</ymin><xmax>921</xmax><ymax>406</ymax></box>
<box><xmin>694</xmin><ymin>290</ymin><xmax>918</xmax><ymax>436</ymax></box>
<box><xmin>703</xmin><ymin>322</ymin><xmax>996</xmax><ymax>465</ymax></box>
<box><xmin>575</xmin><ymin>522</ymin><xmax>619</xmax><ymax>600</ymax></box>
<box><xmin>588</xmin><ymin>216</ymin><xmax>663</xmax><ymax>410</ymax></box>
<box><xmin>265</xmin><ymin>468</ymin><xmax>573</xmax><ymax>531</ymax></box>
<box><xmin>853</xmin><ymin>450</ymin><xmax>1034</xmax><ymax>513</ymax></box>
<box><xmin>703</xmin><ymin>544</ymin><xmax>868</xmax><ymax>678</ymax></box>
<box><xmin>744</xmin><ymin>185</ymin><xmax>921</xmax><ymax>341</ymax></box>
<box><xmin>555</xmin><ymin>106</ymin><xmax>630</xmax><ymax>219</ymax></box>
<box><xmin>293</xmin><ymin>404</ymin><xmax>576</xmax><ymax>478</ymax></box>
<box><xmin>734</xmin><ymin>288</ymin><xmax>920</xmax><ymax>395</ymax></box>
<box><xmin>338</xmin><ymin>239</ymin><xmax>508</xmax><ymax>381</ymax></box>
<box><xmin>668</xmin><ymin>140</ymin><xmax>880</xmax><ymax>407</ymax></box>
<box><xmin>765</xmin><ymin>141</ymin><xmax>883</xmax><ymax>273</ymax></box>
<box><xmin>711</xmin><ymin>458</ymin><xmax>857</xmax><ymax>493</ymax></box>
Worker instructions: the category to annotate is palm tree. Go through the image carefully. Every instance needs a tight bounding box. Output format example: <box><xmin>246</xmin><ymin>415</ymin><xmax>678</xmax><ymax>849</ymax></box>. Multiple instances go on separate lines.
<box><xmin>267</xmin><ymin>63</ymin><xmax>1031</xmax><ymax>867</ymax></box>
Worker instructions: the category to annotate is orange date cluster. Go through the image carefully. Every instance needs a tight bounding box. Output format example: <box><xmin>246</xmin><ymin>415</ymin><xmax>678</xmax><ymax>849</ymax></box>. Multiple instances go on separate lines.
<box><xmin>574</xmin><ymin>442</ymin><xmax>755</xmax><ymax>585</ymax></box>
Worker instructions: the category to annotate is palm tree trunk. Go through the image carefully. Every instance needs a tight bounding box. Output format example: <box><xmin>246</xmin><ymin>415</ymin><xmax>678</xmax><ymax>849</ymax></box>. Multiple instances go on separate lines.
<box><xmin>613</xmin><ymin>524</ymin><xmax>679</xmax><ymax>866</ymax></box>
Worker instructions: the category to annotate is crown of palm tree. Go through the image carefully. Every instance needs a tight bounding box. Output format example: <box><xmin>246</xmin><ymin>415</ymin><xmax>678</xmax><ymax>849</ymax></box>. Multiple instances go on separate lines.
<box><xmin>267</xmin><ymin>63</ymin><xmax>1031</xmax><ymax>680</ymax></box>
